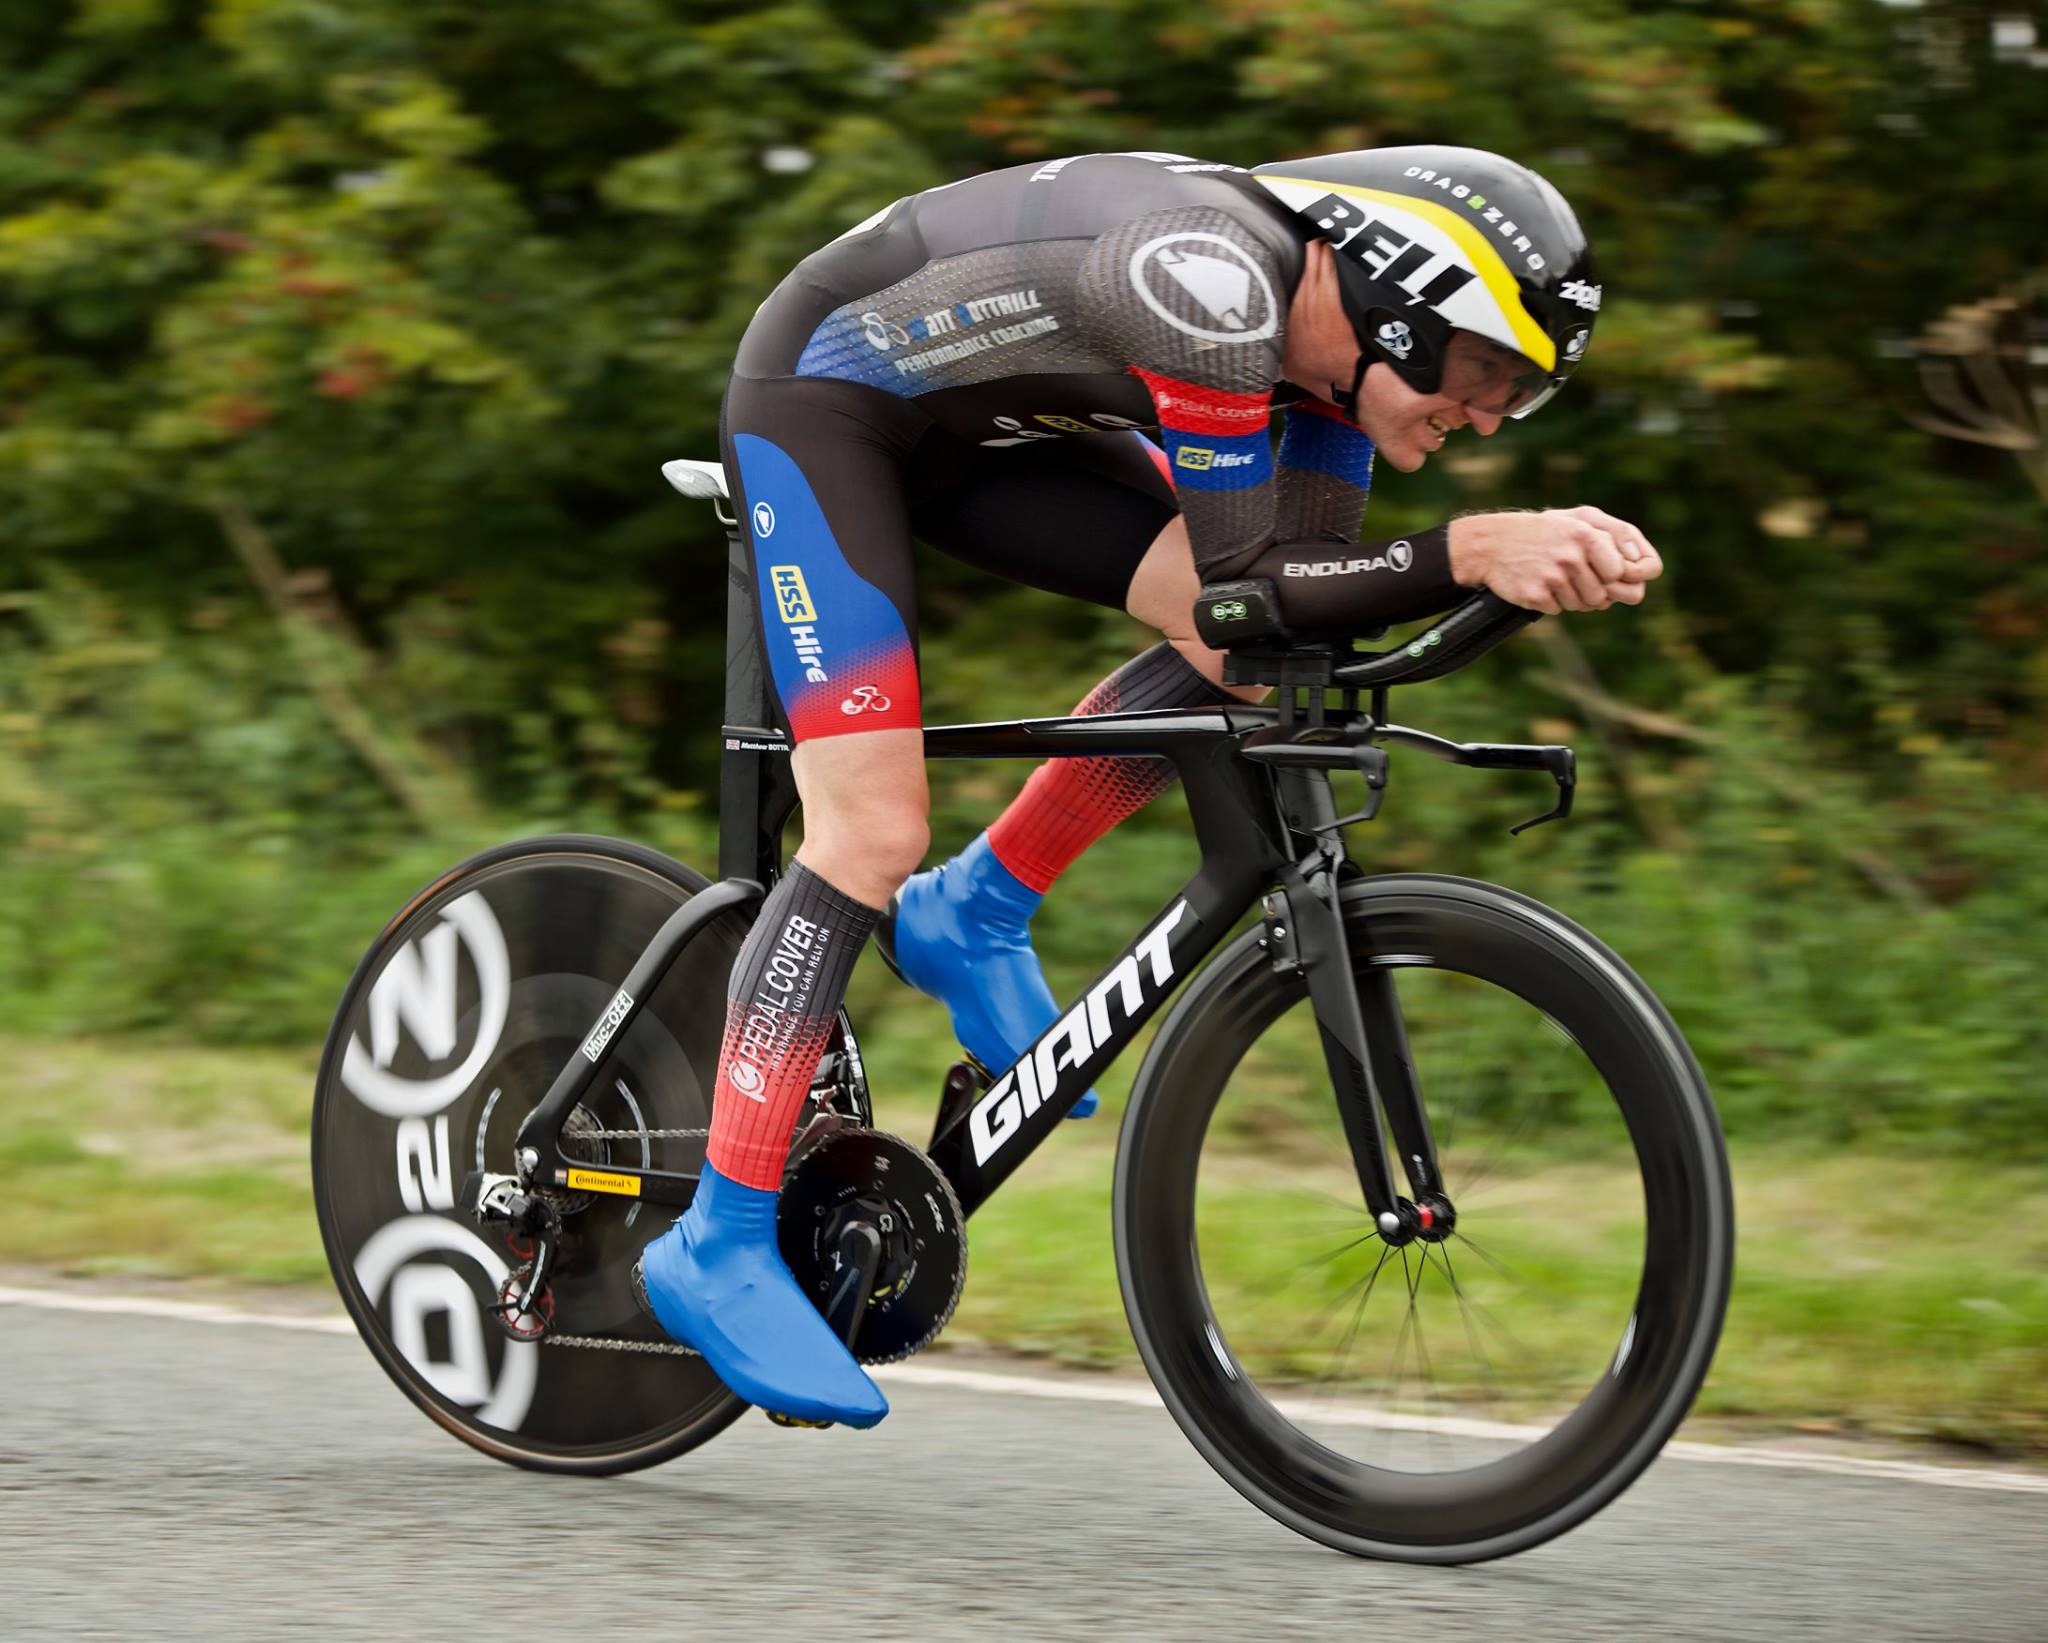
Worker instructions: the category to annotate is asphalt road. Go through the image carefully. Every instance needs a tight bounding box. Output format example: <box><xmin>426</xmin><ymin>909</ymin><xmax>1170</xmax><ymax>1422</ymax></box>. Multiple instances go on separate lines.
<box><xmin>1</xmin><ymin>1291</ymin><xmax>2043</xmax><ymax>1642</ymax></box>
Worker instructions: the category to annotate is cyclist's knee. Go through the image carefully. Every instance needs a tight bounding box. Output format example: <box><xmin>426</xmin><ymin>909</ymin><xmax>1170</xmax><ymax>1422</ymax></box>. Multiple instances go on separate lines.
<box><xmin>790</xmin><ymin>727</ymin><xmax>928</xmax><ymax>896</ymax></box>
<box><xmin>795</xmin><ymin>795</ymin><xmax>930</xmax><ymax>906</ymax></box>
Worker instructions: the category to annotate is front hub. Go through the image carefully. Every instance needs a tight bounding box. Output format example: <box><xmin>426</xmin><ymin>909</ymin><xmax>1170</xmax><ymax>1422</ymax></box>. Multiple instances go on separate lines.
<box><xmin>1376</xmin><ymin>1195</ymin><xmax>1457</xmax><ymax>1247</ymax></box>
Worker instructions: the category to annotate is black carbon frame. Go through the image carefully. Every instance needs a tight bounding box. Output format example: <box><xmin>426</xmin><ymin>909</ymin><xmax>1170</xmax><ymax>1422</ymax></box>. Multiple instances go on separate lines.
<box><xmin>699</xmin><ymin>472</ymin><xmax>1404</xmax><ymax>1217</ymax></box>
<box><xmin>519</xmin><ymin>520</ymin><xmax>1552</xmax><ymax>1222</ymax></box>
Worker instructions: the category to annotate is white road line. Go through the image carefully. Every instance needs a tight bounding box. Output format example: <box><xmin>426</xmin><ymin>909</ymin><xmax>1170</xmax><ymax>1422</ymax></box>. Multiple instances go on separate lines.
<box><xmin>0</xmin><ymin>1284</ymin><xmax>356</xmax><ymax>1336</ymax></box>
<box><xmin>4</xmin><ymin>1284</ymin><xmax>2043</xmax><ymax>1497</ymax></box>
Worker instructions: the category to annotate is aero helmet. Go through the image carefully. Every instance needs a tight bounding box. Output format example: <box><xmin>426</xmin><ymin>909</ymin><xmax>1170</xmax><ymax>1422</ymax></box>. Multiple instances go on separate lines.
<box><xmin>1251</xmin><ymin>146</ymin><xmax>1599</xmax><ymax>418</ymax></box>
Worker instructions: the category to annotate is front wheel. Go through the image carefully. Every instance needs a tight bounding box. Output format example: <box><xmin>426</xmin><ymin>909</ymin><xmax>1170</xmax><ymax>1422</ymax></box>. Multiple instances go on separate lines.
<box><xmin>1115</xmin><ymin>874</ymin><xmax>1732</xmax><ymax>1563</ymax></box>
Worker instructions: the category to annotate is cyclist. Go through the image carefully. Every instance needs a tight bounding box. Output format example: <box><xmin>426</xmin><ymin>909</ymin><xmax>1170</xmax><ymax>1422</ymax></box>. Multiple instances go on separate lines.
<box><xmin>638</xmin><ymin>145</ymin><xmax>1661</xmax><ymax>1427</ymax></box>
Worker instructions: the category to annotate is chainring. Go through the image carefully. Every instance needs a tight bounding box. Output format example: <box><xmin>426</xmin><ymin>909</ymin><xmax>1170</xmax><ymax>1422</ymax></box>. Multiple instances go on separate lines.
<box><xmin>776</xmin><ymin>1128</ymin><xmax>966</xmax><ymax>1365</ymax></box>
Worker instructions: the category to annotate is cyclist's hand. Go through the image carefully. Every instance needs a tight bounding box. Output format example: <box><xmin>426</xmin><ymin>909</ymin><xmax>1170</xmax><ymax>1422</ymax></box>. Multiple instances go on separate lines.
<box><xmin>1449</xmin><ymin>508</ymin><xmax>1662</xmax><ymax>615</ymax></box>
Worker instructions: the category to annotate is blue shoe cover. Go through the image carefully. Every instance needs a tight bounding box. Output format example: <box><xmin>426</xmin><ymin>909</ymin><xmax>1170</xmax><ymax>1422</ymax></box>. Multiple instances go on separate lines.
<box><xmin>638</xmin><ymin>1163</ymin><xmax>888</xmax><ymax>1428</ymax></box>
<box><xmin>882</xmin><ymin>833</ymin><xmax>1100</xmax><ymax>1120</ymax></box>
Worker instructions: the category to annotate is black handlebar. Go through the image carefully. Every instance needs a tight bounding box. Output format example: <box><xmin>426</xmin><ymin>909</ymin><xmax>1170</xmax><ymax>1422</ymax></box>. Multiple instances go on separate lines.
<box><xmin>1330</xmin><ymin>590</ymin><xmax>1541</xmax><ymax>689</ymax></box>
<box><xmin>1209</xmin><ymin>581</ymin><xmax>1541</xmax><ymax>694</ymax></box>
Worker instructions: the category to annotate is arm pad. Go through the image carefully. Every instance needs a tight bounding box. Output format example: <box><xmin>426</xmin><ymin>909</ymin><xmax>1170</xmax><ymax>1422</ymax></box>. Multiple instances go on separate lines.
<box><xmin>1208</xmin><ymin>525</ymin><xmax>1460</xmax><ymax>638</ymax></box>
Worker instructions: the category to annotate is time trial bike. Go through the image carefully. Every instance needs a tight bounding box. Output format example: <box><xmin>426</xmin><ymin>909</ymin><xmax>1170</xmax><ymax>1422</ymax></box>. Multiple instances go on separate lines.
<box><xmin>310</xmin><ymin>454</ymin><xmax>1732</xmax><ymax>1565</ymax></box>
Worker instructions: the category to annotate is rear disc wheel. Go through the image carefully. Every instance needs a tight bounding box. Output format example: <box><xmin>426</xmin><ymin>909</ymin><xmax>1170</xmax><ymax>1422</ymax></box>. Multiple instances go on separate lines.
<box><xmin>314</xmin><ymin>834</ymin><xmax>761</xmax><ymax>1474</ymax></box>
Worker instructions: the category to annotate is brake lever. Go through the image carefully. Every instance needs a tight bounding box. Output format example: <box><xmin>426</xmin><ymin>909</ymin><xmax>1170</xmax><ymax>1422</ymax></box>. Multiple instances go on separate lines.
<box><xmin>1240</xmin><ymin>739</ymin><xmax>1388</xmax><ymax>827</ymax></box>
<box><xmin>1328</xmin><ymin>745</ymin><xmax>1389</xmax><ymax>828</ymax></box>
<box><xmin>1368</xmin><ymin>726</ymin><xmax>1576</xmax><ymax>835</ymax></box>
<box><xmin>1507</xmin><ymin>747</ymin><xmax>1577</xmax><ymax>835</ymax></box>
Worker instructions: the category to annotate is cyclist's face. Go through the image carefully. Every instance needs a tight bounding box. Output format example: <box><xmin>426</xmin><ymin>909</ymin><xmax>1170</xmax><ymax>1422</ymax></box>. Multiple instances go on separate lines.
<box><xmin>1348</xmin><ymin>329</ymin><xmax>1571</xmax><ymax>471</ymax></box>
<box><xmin>1438</xmin><ymin>331</ymin><xmax>1555</xmax><ymax>417</ymax></box>
<box><xmin>1285</xmin><ymin>249</ymin><xmax>1537</xmax><ymax>470</ymax></box>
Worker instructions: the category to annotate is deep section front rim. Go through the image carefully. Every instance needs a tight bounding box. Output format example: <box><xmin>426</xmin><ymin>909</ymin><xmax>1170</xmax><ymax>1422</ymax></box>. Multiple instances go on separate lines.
<box><xmin>1114</xmin><ymin>873</ymin><xmax>1732</xmax><ymax>1562</ymax></box>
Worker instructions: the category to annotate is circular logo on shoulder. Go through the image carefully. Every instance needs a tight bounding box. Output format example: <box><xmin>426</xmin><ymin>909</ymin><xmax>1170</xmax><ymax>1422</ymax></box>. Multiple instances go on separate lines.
<box><xmin>751</xmin><ymin>501</ymin><xmax>776</xmax><ymax>538</ymax></box>
<box><xmin>340</xmin><ymin>891</ymin><xmax>511</xmax><ymax>1119</ymax></box>
<box><xmin>1389</xmin><ymin>539</ymin><xmax>1413</xmax><ymax>572</ymax></box>
<box><xmin>1128</xmin><ymin>232</ymin><xmax>1279</xmax><ymax>344</ymax></box>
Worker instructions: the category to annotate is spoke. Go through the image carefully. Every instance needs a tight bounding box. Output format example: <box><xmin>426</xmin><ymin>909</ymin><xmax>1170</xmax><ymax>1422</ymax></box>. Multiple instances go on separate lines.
<box><xmin>1440</xmin><ymin>1249</ymin><xmax>1541</xmax><ymax>1368</ymax></box>
<box><xmin>1452</xmin><ymin>1096</ymin><xmax>1541</xmax><ymax>1200</ymax></box>
<box><xmin>1430</xmin><ymin>1240</ymin><xmax>1500</xmax><ymax>1396</ymax></box>
<box><xmin>1375</xmin><ymin>1248</ymin><xmax>1421</xmax><ymax>1416</ymax></box>
<box><xmin>1450</xmin><ymin>1228</ymin><xmax>1526</xmax><ymax>1288</ymax></box>
<box><xmin>1400</xmin><ymin>1245</ymin><xmax>1448</xmax><ymax>1471</ymax></box>
<box><xmin>1284</xmin><ymin>1227</ymin><xmax>1381</xmax><ymax>1278</ymax></box>
<box><xmin>1298</xmin><ymin>1246</ymin><xmax>1377</xmax><ymax>1349</ymax></box>
<box><xmin>1278</xmin><ymin>1184</ymin><xmax>1383</xmax><ymax>1221</ymax></box>
<box><xmin>1311</xmin><ymin>1243</ymin><xmax>1394</xmax><ymax>1398</ymax></box>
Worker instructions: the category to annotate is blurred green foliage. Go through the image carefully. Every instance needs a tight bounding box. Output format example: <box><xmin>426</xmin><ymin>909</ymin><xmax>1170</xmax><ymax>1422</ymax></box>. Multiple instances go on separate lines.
<box><xmin>2</xmin><ymin>1</ymin><xmax>2044</xmax><ymax>1153</ymax></box>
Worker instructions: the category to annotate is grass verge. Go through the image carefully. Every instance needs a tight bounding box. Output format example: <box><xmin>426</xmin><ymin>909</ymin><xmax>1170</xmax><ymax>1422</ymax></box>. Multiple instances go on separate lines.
<box><xmin>3</xmin><ymin>1030</ymin><xmax>2042</xmax><ymax>1453</ymax></box>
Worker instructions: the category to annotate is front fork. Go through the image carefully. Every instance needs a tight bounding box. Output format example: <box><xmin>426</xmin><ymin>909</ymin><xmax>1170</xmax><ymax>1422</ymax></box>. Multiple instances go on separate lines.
<box><xmin>1270</xmin><ymin>770</ymin><xmax>1449</xmax><ymax>1245</ymax></box>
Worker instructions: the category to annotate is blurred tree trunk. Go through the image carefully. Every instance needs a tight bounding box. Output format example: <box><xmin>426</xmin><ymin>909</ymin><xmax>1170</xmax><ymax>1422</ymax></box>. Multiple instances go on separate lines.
<box><xmin>214</xmin><ymin>499</ymin><xmax>481</xmax><ymax>832</ymax></box>
<box><xmin>1909</xmin><ymin>273</ymin><xmax>2048</xmax><ymax>506</ymax></box>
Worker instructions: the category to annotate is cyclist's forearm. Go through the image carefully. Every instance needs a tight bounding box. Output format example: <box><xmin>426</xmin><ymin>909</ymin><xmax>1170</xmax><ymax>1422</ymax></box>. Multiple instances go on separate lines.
<box><xmin>1211</xmin><ymin>525</ymin><xmax>1461</xmax><ymax>632</ymax></box>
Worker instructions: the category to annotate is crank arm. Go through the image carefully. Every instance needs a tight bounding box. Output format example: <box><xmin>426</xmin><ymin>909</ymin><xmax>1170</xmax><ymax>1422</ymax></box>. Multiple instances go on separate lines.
<box><xmin>822</xmin><ymin>1221</ymin><xmax>884</xmax><ymax>1347</ymax></box>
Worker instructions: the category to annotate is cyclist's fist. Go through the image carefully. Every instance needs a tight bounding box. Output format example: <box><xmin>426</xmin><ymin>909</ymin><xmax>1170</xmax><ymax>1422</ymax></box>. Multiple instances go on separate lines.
<box><xmin>1448</xmin><ymin>507</ymin><xmax>1663</xmax><ymax>615</ymax></box>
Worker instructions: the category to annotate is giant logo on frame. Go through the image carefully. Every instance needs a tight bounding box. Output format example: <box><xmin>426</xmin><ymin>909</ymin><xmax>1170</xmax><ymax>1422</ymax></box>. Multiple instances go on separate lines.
<box><xmin>341</xmin><ymin>891</ymin><xmax>511</xmax><ymax>1119</ymax></box>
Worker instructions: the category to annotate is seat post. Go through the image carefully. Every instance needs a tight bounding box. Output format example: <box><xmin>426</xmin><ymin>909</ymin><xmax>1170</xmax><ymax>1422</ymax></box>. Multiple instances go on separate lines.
<box><xmin>717</xmin><ymin>516</ymin><xmax>799</xmax><ymax>884</ymax></box>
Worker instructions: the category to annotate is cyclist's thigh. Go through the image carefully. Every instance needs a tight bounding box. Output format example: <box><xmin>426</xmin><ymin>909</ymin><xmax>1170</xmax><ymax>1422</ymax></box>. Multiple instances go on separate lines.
<box><xmin>910</xmin><ymin>430</ymin><xmax>1178</xmax><ymax>611</ymax></box>
<box><xmin>720</xmin><ymin>375</ymin><xmax>928</xmax><ymax>740</ymax></box>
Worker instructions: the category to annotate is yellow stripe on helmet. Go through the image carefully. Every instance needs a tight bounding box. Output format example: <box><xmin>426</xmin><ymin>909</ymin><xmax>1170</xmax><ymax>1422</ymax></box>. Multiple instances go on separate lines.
<box><xmin>1261</xmin><ymin>177</ymin><xmax>1557</xmax><ymax>371</ymax></box>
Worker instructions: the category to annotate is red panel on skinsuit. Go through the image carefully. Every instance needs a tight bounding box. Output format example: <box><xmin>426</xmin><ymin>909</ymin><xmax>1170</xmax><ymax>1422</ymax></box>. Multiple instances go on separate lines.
<box><xmin>1128</xmin><ymin>366</ymin><xmax>1274</xmax><ymax>438</ymax></box>
<box><xmin>780</xmin><ymin>635</ymin><xmax>923</xmax><ymax>742</ymax></box>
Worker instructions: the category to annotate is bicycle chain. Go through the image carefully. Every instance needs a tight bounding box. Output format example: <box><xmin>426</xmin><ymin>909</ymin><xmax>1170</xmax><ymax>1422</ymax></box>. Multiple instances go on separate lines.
<box><xmin>545</xmin><ymin>1100</ymin><xmax>856</xmax><ymax>1354</ymax></box>
<box><xmin>545</xmin><ymin>1333</ymin><xmax>700</xmax><ymax>1357</ymax></box>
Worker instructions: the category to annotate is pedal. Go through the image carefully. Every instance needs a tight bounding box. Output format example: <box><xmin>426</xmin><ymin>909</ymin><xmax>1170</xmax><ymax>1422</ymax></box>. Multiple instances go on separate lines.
<box><xmin>764</xmin><ymin>1410</ymin><xmax>836</xmax><ymax>1430</ymax></box>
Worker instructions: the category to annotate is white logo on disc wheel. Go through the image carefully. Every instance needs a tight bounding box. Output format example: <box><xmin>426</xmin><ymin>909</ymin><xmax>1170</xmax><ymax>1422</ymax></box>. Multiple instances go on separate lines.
<box><xmin>353</xmin><ymin>1215</ymin><xmax>537</xmax><ymax>1433</ymax></box>
<box><xmin>341</xmin><ymin>892</ymin><xmax>511</xmax><ymax>1119</ymax></box>
<box><xmin>1128</xmin><ymin>233</ymin><xmax>1279</xmax><ymax>343</ymax></box>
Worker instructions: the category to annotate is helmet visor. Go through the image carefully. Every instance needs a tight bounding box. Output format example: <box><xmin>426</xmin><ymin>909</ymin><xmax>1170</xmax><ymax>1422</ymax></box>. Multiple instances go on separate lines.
<box><xmin>1439</xmin><ymin>330</ymin><xmax>1563</xmax><ymax>419</ymax></box>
